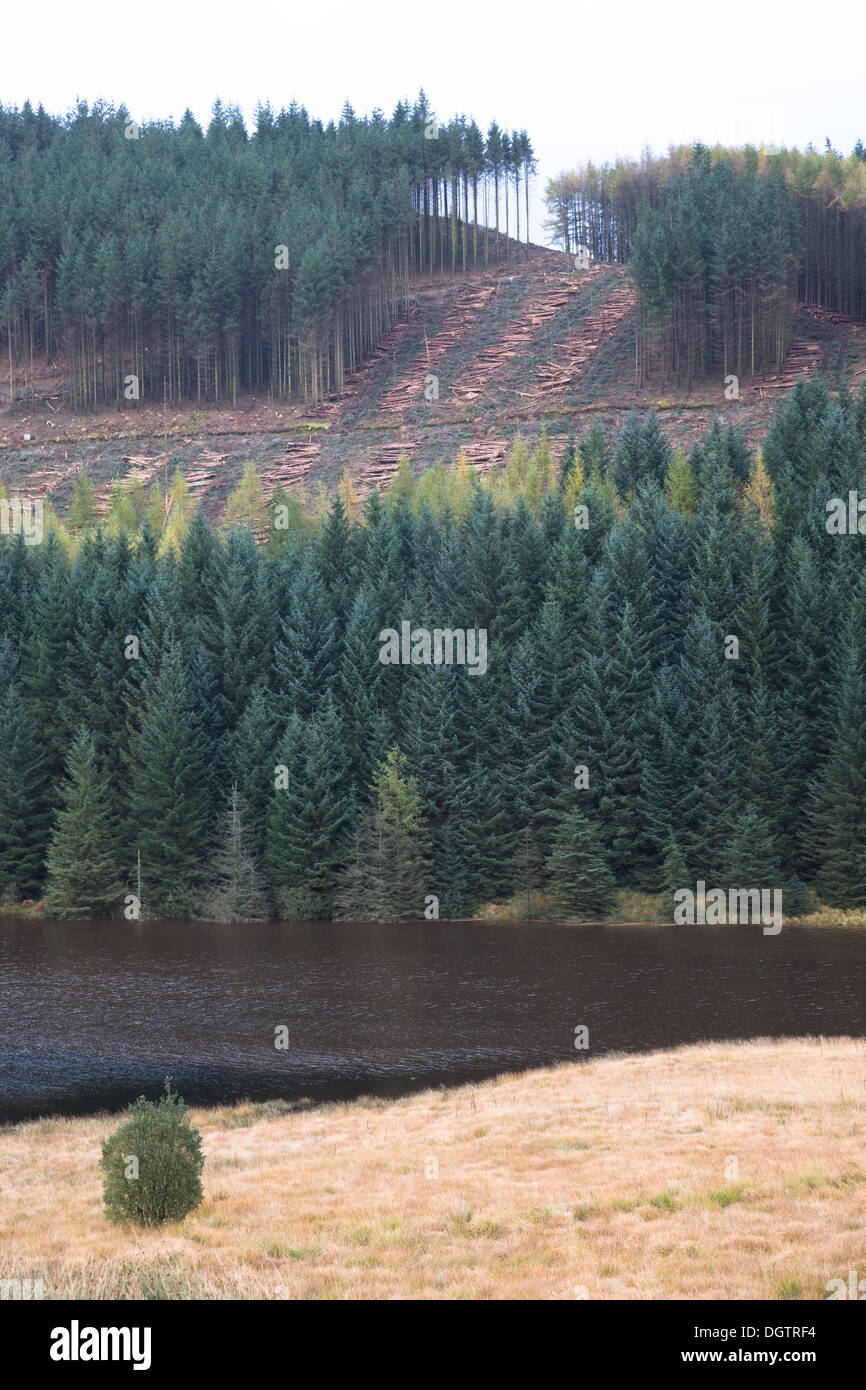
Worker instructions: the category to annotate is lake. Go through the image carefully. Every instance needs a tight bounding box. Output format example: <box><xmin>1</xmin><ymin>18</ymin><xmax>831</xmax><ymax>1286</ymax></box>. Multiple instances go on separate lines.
<box><xmin>1</xmin><ymin>917</ymin><xmax>865</xmax><ymax>1121</ymax></box>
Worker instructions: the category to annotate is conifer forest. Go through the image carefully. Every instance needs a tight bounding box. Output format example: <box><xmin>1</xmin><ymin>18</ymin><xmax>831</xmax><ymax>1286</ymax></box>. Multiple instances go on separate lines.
<box><xmin>2</xmin><ymin>378</ymin><xmax>866</xmax><ymax>921</ymax></box>
<box><xmin>546</xmin><ymin>143</ymin><xmax>866</xmax><ymax>384</ymax></box>
<box><xmin>1</xmin><ymin>100</ymin><xmax>866</xmax><ymax>928</ymax></box>
<box><xmin>0</xmin><ymin>97</ymin><xmax>533</xmax><ymax>408</ymax></box>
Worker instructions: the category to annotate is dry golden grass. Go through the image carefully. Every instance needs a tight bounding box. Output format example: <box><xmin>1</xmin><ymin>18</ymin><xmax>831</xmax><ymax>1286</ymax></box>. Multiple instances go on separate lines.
<box><xmin>2</xmin><ymin>1036</ymin><xmax>866</xmax><ymax>1300</ymax></box>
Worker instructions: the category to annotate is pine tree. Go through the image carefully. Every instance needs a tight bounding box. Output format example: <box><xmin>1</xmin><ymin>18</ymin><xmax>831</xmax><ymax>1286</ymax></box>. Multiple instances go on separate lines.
<box><xmin>45</xmin><ymin>729</ymin><xmax>123</xmax><ymax>917</ymax></box>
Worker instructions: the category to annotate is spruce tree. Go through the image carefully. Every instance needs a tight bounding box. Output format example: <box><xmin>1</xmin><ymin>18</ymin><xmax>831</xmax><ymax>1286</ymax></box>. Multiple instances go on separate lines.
<box><xmin>660</xmin><ymin>836</ymin><xmax>690</xmax><ymax>921</ymax></box>
<box><xmin>512</xmin><ymin>825</ymin><xmax>542</xmax><ymax>919</ymax></box>
<box><xmin>266</xmin><ymin>702</ymin><xmax>355</xmax><ymax>919</ymax></box>
<box><xmin>545</xmin><ymin>807</ymin><xmax>618</xmax><ymax>921</ymax></box>
<box><xmin>811</xmin><ymin>584</ymin><xmax>866</xmax><ymax>908</ymax></box>
<box><xmin>613</xmin><ymin>414</ymin><xmax>645</xmax><ymax>495</ymax></box>
<box><xmin>782</xmin><ymin>875</ymin><xmax>813</xmax><ymax>918</ymax></box>
<box><xmin>335</xmin><ymin>748</ymin><xmax>431</xmax><ymax>921</ymax></box>
<box><xmin>228</xmin><ymin>683</ymin><xmax>278</xmax><ymax>865</ymax></box>
<box><xmin>127</xmin><ymin>642</ymin><xmax>214</xmax><ymax>917</ymax></box>
<box><xmin>273</xmin><ymin>551</ymin><xmax>341</xmax><ymax>721</ymax></box>
<box><xmin>0</xmin><ymin>643</ymin><xmax>52</xmax><ymax>900</ymax></box>
<box><xmin>723</xmin><ymin>803</ymin><xmax>782</xmax><ymax>888</ymax></box>
<box><xmin>45</xmin><ymin>729</ymin><xmax>123</xmax><ymax>917</ymax></box>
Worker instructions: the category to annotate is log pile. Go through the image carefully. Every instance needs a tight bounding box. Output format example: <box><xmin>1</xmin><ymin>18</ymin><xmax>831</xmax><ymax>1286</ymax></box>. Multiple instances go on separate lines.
<box><xmin>754</xmin><ymin>338</ymin><xmax>821</xmax><ymax>394</ymax></box>
<box><xmin>257</xmin><ymin>441</ymin><xmax>322</xmax><ymax>494</ymax></box>
<box><xmin>183</xmin><ymin>448</ymin><xmax>229</xmax><ymax>505</ymax></box>
<box><xmin>376</xmin><ymin>278</ymin><xmax>498</xmax><ymax>414</ymax></box>
<box><xmin>354</xmin><ymin>438</ymin><xmax>418</xmax><ymax>497</ymax></box>
<box><xmin>354</xmin><ymin>435</ymin><xmax>507</xmax><ymax>497</ymax></box>
<box><xmin>457</xmin><ymin>441</ymin><xmax>507</xmax><ymax>474</ymax></box>
<box><xmin>24</xmin><ymin>453</ymin><xmax>109</xmax><ymax>504</ymax></box>
<box><xmin>453</xmin><ymin>271</ymin><xmax>590</xmax><ymax>402</ymax></box>
<box><xmin>534</xmin><ymin>283</ymin><xmax>634</xmax><ymax>395</ymax></box>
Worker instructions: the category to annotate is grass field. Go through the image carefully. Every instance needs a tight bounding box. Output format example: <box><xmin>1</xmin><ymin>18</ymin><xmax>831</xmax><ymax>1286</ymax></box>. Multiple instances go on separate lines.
<box><xmin>2</xmin><ymin>1037</ymin><xmax>865</xmax><ymax>1300</ymax></box>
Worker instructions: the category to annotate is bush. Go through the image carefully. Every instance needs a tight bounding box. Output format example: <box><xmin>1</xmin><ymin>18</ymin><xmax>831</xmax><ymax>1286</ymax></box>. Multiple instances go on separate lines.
<box><xmin>100</xmin><ymin>1081</ymin><xmax>204</xmax><ymax>1227</ymax></box>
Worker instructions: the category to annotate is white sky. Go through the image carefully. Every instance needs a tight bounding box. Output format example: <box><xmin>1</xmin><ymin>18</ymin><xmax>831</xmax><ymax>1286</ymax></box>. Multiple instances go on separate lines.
<box><xmin>2</xmin><ymin>0</ymin><xmax>864</xmax><ymax>246</ymax></box>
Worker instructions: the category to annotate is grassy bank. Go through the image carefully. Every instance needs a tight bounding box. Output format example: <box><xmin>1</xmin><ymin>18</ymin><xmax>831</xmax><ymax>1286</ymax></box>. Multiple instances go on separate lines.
<box><xmin>478</xmin><ymin>890</ymin><xmax>866</xmax><ymax>927</ymax></box>
<box><xmin>2</xmin><ymin>1037</ymin><xmax>865</xmax><ymax>1299</ymax></box>
<box><xmin>4</xmin><ymin>894</ymin><xmax>866</xmax><ymax>927</ymax></box>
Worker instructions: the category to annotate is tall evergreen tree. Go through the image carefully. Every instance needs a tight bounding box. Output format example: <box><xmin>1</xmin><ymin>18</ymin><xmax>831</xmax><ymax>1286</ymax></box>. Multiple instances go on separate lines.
<box><xmin>336</xmin><ymin>747</ymin><xmax>431</xmax><ymax>921</ymax></box>
<box><xmin>266</xmin><ymin>702</ymin><xmax>355</xmax><ymax>919</ymax></box>
<box><xmin>45</xmin><ymin>729</ymin><xmax>124</xmax><ymax>917</ymax></box>
<box><xmin>0</xmin><ymin>642</ymin><xmax>52</xmax><ymax>900</ymax></box>
<box><xmin>127</xmin><ymin>642</ymin><xmax>214</xmax><ymax>916</ymax></box>
<box><xmin>545</xmin><ymin>806</ymin><xmax>618</xmax><ymax>921</ymax></box>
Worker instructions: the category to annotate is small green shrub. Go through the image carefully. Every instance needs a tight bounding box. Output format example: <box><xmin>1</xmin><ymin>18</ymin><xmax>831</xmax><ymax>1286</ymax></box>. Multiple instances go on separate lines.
<box><xmin>100</xmin><ymin>1081</ymin><xmax>204</xmax><ymax>1227</ymax></box>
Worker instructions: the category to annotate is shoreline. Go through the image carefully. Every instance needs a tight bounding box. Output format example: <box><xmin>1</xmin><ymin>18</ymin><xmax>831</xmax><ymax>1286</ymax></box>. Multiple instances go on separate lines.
<box><xmin>3</xmin><ymin>904</ymin><xmax>865</xmax><ymax>928</ymax></box>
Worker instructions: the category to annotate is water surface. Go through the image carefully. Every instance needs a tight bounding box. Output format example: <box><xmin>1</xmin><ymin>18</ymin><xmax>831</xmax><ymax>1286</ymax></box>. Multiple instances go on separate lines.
<box><xmin>1</xmin><ymin>918</ymin><xmax>864</xmax><ymax>1121</ymax></box>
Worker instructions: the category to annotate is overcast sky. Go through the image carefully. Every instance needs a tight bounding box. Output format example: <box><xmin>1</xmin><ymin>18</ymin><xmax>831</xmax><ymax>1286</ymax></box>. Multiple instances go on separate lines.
<box><xmin>2</xmin><ymin>0</ymin><xmax>864</xmax><ymax>246</ymax></box>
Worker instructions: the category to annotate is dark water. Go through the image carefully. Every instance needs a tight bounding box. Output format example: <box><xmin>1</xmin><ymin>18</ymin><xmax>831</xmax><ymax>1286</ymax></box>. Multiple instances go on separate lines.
<box><xmin>1</xmin><ymin>917</ymin><xmax>865</xmax><ymax>1122</ymax></box>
